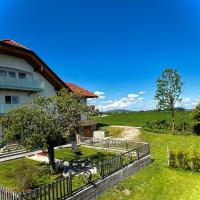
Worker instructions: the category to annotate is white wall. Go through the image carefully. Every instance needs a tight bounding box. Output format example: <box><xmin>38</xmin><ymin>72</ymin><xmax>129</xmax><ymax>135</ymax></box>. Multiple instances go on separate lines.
<box><xmin>0</xmin><ymin>90</ymin><xmax>34</xmax><ymax>104</ymax></box>
<box><xmin>0</xmin><ymin>53</ymin><xmax>57</xmax><ymax>105</ymax></box>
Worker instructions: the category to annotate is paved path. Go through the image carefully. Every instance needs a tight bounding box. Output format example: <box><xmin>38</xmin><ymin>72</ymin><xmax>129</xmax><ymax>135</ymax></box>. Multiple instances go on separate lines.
<box><xmin>110</xmin><ymin>125</ymin><xmax>141</xmax><ymax>140</ymax></box>
<box><xmin>0</xmin><ymin>144</ymin><xmax>73</xmax><ymax>163</ymax></box>
<box><xmin>0</xmin><ymin>150</ymin><xmax>40</xmax><ymax>163</ymax></box>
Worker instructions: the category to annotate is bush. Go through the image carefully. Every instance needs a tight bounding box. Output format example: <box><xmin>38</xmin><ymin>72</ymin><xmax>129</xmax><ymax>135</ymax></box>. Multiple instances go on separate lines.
<box><xmin>145</xmin><ymin>119</ymin><xmax>170</xmax><ymax>130</ymax></box>
<box><xmin>145</xmin><ymin>119</ymin><xmax>192</xmax><ymax>134</ymax></box>
<box><xmin>169</xmin><ymin>149</ymin><xmax>200</xmax><ymax>172</ymax></box>
<box><xmin>10</xmin><ymin>161</ymin><xmax>40</xmax><ymax>191</ymax></box>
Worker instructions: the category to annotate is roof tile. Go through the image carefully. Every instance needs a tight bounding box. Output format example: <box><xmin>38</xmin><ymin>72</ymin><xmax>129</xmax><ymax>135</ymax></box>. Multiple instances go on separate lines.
<box><xmin>65</xmin><ymin>82</ymin><xmax>98</xmax><ymax>98</ymax></box>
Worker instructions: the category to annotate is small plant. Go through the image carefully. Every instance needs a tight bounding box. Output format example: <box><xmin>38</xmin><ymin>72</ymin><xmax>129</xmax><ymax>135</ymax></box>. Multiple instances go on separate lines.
<box><xmin>10</xmin><ymin>161</ymin><xmax>40</xmax><ymax>191</ymax></box>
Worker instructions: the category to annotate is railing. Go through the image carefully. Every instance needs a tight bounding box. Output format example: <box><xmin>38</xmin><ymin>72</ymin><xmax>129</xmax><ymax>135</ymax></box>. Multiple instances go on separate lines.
<box><xmin>80</xmin><ymin>137</ymin><xmax>148</xmax><ymax>151</ymax></box>
<box><xmin>0</xmin><ymin>141</ymin><xmax>150</xmax><ymax>200</ymax></box>
<box><xmin>0</xmin><ymin>186</ymin><xmax>19</xmax><ymax>200</ymax></box>
<box><xmin>0</xmin><ymin>76</ymin><xmax>44</xmax><ymax>92</ymax></box>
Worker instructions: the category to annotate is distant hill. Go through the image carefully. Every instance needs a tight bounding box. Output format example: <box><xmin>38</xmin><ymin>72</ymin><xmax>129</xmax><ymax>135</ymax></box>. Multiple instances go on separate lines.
<box><xmin>102</xmin><ymin>109</ymin><xmax>134</xmax><ymax>114</ymax></box>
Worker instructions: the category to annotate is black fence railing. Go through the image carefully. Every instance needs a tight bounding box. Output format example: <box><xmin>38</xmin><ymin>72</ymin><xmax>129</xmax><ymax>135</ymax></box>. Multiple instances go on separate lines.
<box><xmin>0</xmin><ymin>141</ymin><xmax>150</xmax><ymax>200</ymax></box>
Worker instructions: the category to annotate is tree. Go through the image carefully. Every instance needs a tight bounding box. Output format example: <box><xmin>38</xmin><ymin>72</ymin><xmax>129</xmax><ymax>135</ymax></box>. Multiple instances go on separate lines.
<box><xmin>0</xmin><ymin>89</ymin><xmax>93</xmax><ymax>174</ymax></box>
<box><xmin>155</xmin><ymin>68</ymin><xmax>183</xmax><ymax>131</ymax></box>
<box><xmin>191</xmin><ymin>103</ymin><xmax>200</xmax><ymax>135</ymax></box>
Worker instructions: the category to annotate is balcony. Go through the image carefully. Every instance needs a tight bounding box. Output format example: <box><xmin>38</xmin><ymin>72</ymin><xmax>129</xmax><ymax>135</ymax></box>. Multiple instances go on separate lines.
<box><xmin>0</xmin><ymin>76</ymin><xmax>44</xmax><ymax>92</ymax></box>
<box><xmin>0</xmin><ymin>104</ymin><xmax>19</xmax><ymax>114</ymax></box>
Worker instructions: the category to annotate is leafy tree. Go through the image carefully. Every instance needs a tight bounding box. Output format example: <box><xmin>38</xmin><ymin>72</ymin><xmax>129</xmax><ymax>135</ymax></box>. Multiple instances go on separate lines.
<box><xmin>155</xmin><ymin>68</ymin><xmax>183</xmax><ymax>131</ymax></box>
<box><xmin>191</xmin><ymin>103</ymin><xmax>200</xmax><ymax>135</ymax></box>
<box><xmin>0</xmin><ymin>89</ymin><xmax>93</xmax><ymax>174</ymax></box>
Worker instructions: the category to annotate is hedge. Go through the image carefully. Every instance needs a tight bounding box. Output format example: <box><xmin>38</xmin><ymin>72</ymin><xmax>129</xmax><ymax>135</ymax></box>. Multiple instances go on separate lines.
<box><xmin>169</xmin><ymin>149</ymin><xmax>200</xmax><ymax>172</ymax></box>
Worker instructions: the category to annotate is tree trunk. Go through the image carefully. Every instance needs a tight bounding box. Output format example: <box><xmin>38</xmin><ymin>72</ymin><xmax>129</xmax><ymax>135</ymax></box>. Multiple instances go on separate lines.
<box><xmin>171</xmin><ymin>109</ymin><xmax>175</xmax><ymax>131</ymax></box>
<box><xmin>47</xmin><ymin>144</ymin><xmax>56</xmax><ymax>174</ymax></box>
<box><xmin>69</xmin><ymin>132</ymin><xmax>81</xmax><ymax>155</ymax></box>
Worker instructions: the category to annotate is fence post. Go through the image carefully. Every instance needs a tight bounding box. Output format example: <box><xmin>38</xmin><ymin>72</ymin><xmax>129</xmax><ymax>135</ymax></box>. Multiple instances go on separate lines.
<box><xmin>126</xmin><ymin>140</ymin><xmax>128</xmax><ymax>150</ymax></box>
<box><xmin>167</xmin><ymin>146</ymin><xmax>169</xmax><ymax>166</ymax></box>
<box><xmin>148</xmin><ymin>143</ymin><xmax>150</xmax><ymax>155</ymax></box>
<box><xmin>18</xmin><ymin>192</ymin><xmax>23</xmax><ymax>200</ymax></box>
<box><xmin>136</xmin><ymin>147</ymin><xmax>140</xmax><ymax>160</ymax></box>
<box><xmin>69</xmin><ymin>171</ymin><xmax>72</xmax><ymax>197</ymax></box>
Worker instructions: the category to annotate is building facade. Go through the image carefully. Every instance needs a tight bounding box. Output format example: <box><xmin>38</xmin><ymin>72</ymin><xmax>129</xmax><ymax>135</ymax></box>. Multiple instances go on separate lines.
<box><xmin>0</xmin><ymin>39</ymin><xmax>97</xmax><ymax>144</ymax></box>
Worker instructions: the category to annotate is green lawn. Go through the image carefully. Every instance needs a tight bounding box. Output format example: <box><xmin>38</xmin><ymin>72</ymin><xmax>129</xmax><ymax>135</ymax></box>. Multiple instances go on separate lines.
<box><xmin>0</xmin><ymin>147</ymin><xmax>115</xmax><ymax>192</ymax></box>
<box><xmin>98</xmin><ymin>131</ymin><xmax>200</xmax><ymax>200</ymax></box>
<box><xmin>55</xmin><ymin>146</ymin><xmax>116</xmax><ymax>164</ymax></box>
<box><xmin>99</xmin><ymin>111</ymin><xmax>191</xmax><ymax>127</ymax></box>
<box><xmin>0</xmin><ymin>158</ymin><xmax>60</xmax><ymax>192</ymax></box>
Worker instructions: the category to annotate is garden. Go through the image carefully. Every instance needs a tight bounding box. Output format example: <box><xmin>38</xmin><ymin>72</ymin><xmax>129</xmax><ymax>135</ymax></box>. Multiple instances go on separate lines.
<box><xmin>0</xmin><ymin>147</ymin><xmax>115</xmax><ymax>192</ymax></box>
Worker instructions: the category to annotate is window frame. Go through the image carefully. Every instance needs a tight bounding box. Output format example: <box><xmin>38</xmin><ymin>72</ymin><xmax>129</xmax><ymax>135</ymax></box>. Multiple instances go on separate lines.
<box><xmin>18</xmin><ymin>72</ymin><xmax>26</xmax><ymax>79</ymax></box>
<box><xmin>8</xmin><ymin>71</ymin><xmax>16</xmax><ymax>78</ymax></box>
<box><xmin>5</xmin><ymin>96</ymin><xmax>19</xmax><ymax>104</ymax></box>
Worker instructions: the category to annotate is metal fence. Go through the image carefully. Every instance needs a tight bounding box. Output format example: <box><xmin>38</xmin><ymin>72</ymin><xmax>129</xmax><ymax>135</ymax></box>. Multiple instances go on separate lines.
<box><xmin>0</xmin><ymin>141</ymin><xmax>150</xmax><ymax>200</ymax></box>
<box><xmin>0</xmin><ymin>186</ymin><xmax>19</xmax><ymax>200</ymax></box>
<box><xmin>80</xmin><ymin>137</ymin><xmax>147</xmax><ymax>151</ymax></box>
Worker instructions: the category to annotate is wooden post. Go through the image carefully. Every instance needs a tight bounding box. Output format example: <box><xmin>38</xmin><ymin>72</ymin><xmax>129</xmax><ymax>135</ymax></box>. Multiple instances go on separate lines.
<box><xmin>167</xmin><ymin>146</ymin><xmax>170</xmax><ymax>166</ymax></box>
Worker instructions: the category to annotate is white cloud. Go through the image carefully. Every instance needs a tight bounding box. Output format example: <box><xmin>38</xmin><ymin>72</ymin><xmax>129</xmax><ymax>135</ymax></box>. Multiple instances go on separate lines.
<box><xmin>96</xmin><ymin>92</ymin><xmax>144</xmax><ymax>111</ymax></box>
<box><xmin>181</xmin><ymin>98</ymin><xmax>191</xmax><ymax>103</ymax></box>
<box><xmin>94</xmin><ymin>91</ymin><xmax>105</xmax><ymax>99</ymax></box>
<box><xmin>102</xmin><ymin>100</ymin><xmax>114</xmax><ymax>104</ymax></box>
<box><xmin>139</xmin><ymin>91</ymin><xmax>145</xmax><ymax>95</ymax></box>
<box><xmin>192</xmin><ymin>102</ymin><xmax>199</xmax><ymax>107</ymax></box>
<box><xmin>128</xmin><ymin>94</ymin><xmax>139</xmax><ymax>99</ymax></box>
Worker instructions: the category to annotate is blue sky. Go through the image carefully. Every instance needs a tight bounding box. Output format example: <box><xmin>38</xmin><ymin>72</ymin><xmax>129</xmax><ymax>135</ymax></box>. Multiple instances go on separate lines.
<box><xmin>1</xmin><ymin>0</ymin><xmax>200</xmax><ymax>111</ymax></box>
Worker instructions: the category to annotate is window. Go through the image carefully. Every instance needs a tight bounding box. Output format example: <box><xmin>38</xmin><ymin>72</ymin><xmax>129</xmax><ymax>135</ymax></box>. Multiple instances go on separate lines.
<box><xmin>8</xmin><ymin>71</ymin><xmax>16</xmax><ymax>78</ymax></box>
<box><xmin>12</xmin><ymin>96</ymin><xmax>19</xmax><ymax>104</ymax></box>
<box><xmin>5</xmin><ymin>96</ymin><xmax>11</xmax><ymax>104</ymax></box>
<box><xmin>18</xmin><ymin>72</ymin><xmax>26</xmax><ymax>79</ymax></box>
<box><xmin>5</xmin><ymin>96</ymin><xmax>19</xmax><ymax>104</ymax></box>
<box><xmin>0</xmin><ymin>70</ymin><xmax>7</xmax><ymax>76</ymax></box>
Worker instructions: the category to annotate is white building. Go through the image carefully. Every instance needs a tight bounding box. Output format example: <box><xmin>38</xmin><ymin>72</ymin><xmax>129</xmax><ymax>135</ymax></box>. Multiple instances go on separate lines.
<box><xmin>0</xmin><ymin>39</ymin><xmax>97</xmax><ymax>143</ymax></box>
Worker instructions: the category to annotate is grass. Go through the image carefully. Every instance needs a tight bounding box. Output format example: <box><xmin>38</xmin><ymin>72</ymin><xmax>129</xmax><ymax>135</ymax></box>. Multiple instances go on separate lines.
<box><xmin>98</xmin><ymin>131</ymin><xmax>200</xmax><ymax>200</ymax></box>
<box><xmin>55</xmin><ymin>146</ymin><xmax>116</xmax><ymax>164</ymax></box>
<box><xmin>99</xmin><ymin>111</ymin><xmax>192</xmax><ymax>127</ymax></box>
<box><xmin>98</xmin><ymin>126</ymin><xmax>124</xmax><ymax>138</ymax></box>
<box><xmin>0</xmin><ymin>158</ymin><xmax>60</xmax><ymax>192</ymax></box>
<box><xmin>0</xmin><ymin>147</ymin><xmax>115</xmax><ymax>192</ymax></box>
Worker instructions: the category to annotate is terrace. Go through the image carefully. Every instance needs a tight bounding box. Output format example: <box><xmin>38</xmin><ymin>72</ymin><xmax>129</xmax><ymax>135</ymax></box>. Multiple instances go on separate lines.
<box><xmin>0</xmin><ymin>76</ymin><xmax>44</xmax><ymax>93</ymax></box>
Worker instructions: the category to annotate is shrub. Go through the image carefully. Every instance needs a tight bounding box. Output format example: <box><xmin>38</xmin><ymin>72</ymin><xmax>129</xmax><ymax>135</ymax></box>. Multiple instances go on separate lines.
<box><xmin>145</xmin><ymin>119</ymin><xmax>170</xmax><ymax>130</ymax></box>
<box><xmin>10</xmin><ymin>161</ymin><xmax>40</xmax><ymax>191</ymax></box>
<box><xmin>145</xmin><ymin>119</ymin><xmax>192</xmax><ymax>134</ymax></box>
<box><xmin>169</xmin><ymin>149</ymin><xmax>200</xmax><ymax>172</ymax></box>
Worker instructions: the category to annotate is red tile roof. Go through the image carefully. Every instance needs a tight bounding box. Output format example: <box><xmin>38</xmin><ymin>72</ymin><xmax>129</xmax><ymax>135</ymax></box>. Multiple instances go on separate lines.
<box><xmin>65</xmin><ymin>82</ymin><xmax>98</xmax><ymax>98</ymax></box>
<box><xmin>0</xmin><ymin>39</ymin><xmax>29</xmax><ymax>50</ymax></box>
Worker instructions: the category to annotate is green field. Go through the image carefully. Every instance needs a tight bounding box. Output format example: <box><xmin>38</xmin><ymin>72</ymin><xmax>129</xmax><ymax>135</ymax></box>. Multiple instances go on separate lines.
<box><xmin>99</xmin><ymin>131</ymin><xmax>200</xmax><ymax>200</ymax></box>
<box><xmin>99</xmin><ymin>111</ymin><xmax>192</xmax><ymax>127</ymax></box>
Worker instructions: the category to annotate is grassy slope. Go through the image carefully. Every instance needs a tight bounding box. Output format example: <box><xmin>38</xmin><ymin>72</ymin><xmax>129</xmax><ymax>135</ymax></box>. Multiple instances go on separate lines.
<box><xmin>99</xmin><ymin>111</ymin><xmax>191</xmax><ymax>127</ymax></box>
<box><xmin>99</xmin><ymin>131</ymin><xmax>200</xmax><ymax>200</ymax></box>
